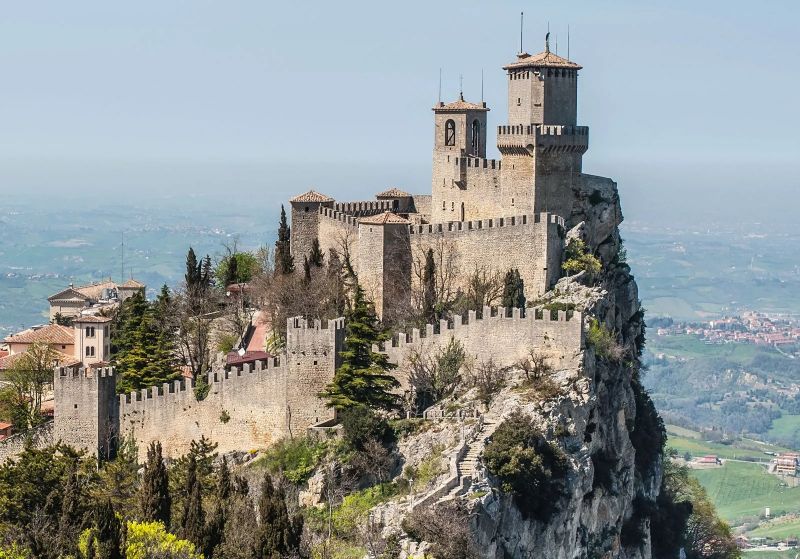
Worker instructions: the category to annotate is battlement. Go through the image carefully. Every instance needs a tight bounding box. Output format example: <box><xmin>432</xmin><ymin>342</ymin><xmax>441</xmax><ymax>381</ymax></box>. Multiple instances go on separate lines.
<box><xmin>376</xmin><ymin>305</ymin><xmax>584</xmax><ymax>375</ymax></box>
<box><xmin>410</xmin><ymin>212</ymin><xmax>563</xmax><ymax>235</ymax></box>
<box><xmin>334</xmin><ymin>200</ymin><xmax>398</xmax><ymax>217</ymax></box>
<box><xmin>497</xmin><ymin>124</ymin><xmax>589</xmax><ymax>155</ymax></box>
<box><xmin>318</xmin><ymin>206</ymin><xmax>360</xmax><ymax>229</ymax></box>
<box><xmin>454</xmin><ymin>156</ymin><xmax>502</xmax><ymax>171</ymax></box>
<box><xmin>57</xmin><ymin>366</ymin><xmax>115</xmax><ymax>380</ymax></box>
<box><xmin>288</xmin><ymin>316</ymin><xmax>346</xmax><ymax>332</ymax></box>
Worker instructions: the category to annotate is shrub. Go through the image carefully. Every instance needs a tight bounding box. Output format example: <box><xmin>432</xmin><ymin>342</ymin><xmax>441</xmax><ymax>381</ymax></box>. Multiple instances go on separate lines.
<box><xmin>483</xmin><ymin>412</ymin><xmax>568</xmax><ymax>522</ymax></box>
<box><xmin>332</xmin><ymin>483</ymin><xmax>400</xmax><ymax>535</ymax></box>
<box><xmin>402</xmin><ymin>502</ymin><xmax>478</xmax><ymax>559</ymax></box>
<box><xmin>255</xmin><ymin>436</ymin><xmax>326</xmax><ymax>485</ymax></box>
<box><xmin>587</xmin><ymin>319</ymin><xmax>624</xmax><ymax>362</ymax></box>
<box><xmin>629</xmin><ymin>378</ymin><xmax>665</xmax><ymax>474</ymax></box>
<box><xmin>405</xmin><ymin>444</ymin><xmax>446</xmax><ymax>491</ymax></box>
<box><xmin>340</xmin><ymin>405</ymin><xmax>393</xmax><ymax>452</ymax></box>
<box><xmin>125</xmin><ymin>521</ymin><xmax>202</xmax><ymax>559</ymax></box>
<box><xmin>562</xmin><ymin>239</ymin><xmax>602</xmax><ymax>278</ymax></box>
<box><xmin>219</xmin><ymin>409</ymin><xmax>230</xmax><ymax>424</ymax></box>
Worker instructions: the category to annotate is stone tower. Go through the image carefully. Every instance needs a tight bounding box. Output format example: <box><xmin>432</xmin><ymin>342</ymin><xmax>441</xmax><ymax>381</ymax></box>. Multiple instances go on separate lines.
<box><xmin>430</xmin><ymin>95</ymin><xmax>490</xmax><ymax>223</ymax></box>
<box><xmin>499</xmin><ymin>38</ymin><xmax>588</xmax><ymax>218</ymax></box>
<box><xmin>54</xmin><ymin>367</ymin><xmax>119</xmax><ymax>459</ymax></box>
<box><xmin>289</xmin><ymin>190</ymin><xmax>335</xmax><ymax>265</ymax></box>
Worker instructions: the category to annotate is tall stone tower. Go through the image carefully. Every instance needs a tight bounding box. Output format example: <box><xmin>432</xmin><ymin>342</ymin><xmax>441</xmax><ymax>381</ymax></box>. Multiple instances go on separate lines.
<box><xmin>499</xmin><ymin>38</ymin><xmax>588</xmax><ymax>218</ymax></box>
<box><xmin>290</xmin><ymin>190</ymin><xmax>335</xmax><ymax>265</ymax></box>
<box><xmin>430</xmin><ymin>95</ymin><xmax>490</xmax><ymax>223</ymax></box>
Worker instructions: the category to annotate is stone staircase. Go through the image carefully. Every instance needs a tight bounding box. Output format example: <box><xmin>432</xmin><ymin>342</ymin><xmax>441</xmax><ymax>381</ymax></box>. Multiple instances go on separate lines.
<box><xmin>440</xmin><ymin>417</ymin><xmax>500</xmax><ymax>502</ymax></box>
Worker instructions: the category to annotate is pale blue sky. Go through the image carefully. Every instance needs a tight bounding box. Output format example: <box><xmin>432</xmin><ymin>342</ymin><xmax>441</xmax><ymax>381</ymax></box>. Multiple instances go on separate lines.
<box><xmin>0</xmin><ymin>1</ymin><xmax>797</xmax><ymax>225</ymax></box>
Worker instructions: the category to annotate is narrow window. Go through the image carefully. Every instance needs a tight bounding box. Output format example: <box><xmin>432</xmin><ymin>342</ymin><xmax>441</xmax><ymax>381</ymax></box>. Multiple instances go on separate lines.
<box><xmin>444</xmin><ymin>119</ymin><xmax>456</xmax><ymax>146</ymax></box>
<box><xmin>442</xmin><ymin>201</ymin><xmax>446</xmax><ymax>210</ymax></box>
<box><xmin>471</xmin><ymin>120</ymin><xmax>481</xmax><ymax>154</ymax></box>
<box><xmin>517</xmin><ymin>97</ymin><xmax>521</xmax><ymax>106</ymax></box>
<box><xmin>451</xmin><ymin>202</ymin><xmax>454</xmax><ymax>210</ymax></box>
<box><xmin>511</xmin><ymin>198</ymin><xmax>515</xmax><ymax>206</ymax></box>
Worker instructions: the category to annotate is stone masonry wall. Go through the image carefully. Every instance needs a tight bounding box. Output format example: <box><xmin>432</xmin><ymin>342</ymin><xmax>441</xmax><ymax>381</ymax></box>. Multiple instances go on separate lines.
<box><xmin>54</xmin><ymin>367</ymin><xmax>117</xmax><ymax>459</ymax></box>
<box><xmin>408</xmin><ymin>212</ymin><xmax>563</xmax><ymax>303</ymax></box>
<box><xmin>377</xmin><ymin>306</ymin><xmax>584</xmax><ymax>391</ymax></box>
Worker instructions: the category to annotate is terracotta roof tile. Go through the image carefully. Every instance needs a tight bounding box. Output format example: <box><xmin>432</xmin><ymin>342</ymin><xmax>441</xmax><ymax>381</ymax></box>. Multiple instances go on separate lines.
<box><xmin>503</xmin><ymin>49</ymin><xmax>582</xmax><ymax>70</ymax></box>
<box><xmin>289</xmin><ymin>190</ymin><xmax>335</xmax><ymax>203</ymax></box>
<box><xmin>75</xmin><ymin>280</ymin><xmax>118</xmax><ymax>300</ymax></box>
<box><xmin>120</xmin><ymin>279</ymin><xmax>145</xmax><ymax>289</ymax></box>
<box><xmin>433</xmin><ymin>96</ymin><xmax>489</xmax><ymax>112</ymax></box>
<box><xmin>376</xmin><ymin>187</ymin><xmax>412</xmax><ymax>198</ymax></box>
<box><xmin>48</xmin><ymin>287</ymin><xmax>90</xmax><ymax>303</ymax></box>
<box><xmin>72</xmin><ymin>315</ymin><xmax>113</xmax><ymax>323</ymax></box>
<box><xmin>359</xmin><ymin>212</ymin><xmax>411</xmax><ymax>225</ymax></box>
<box><xmin>3</xmin><ymin>324</ymin><xmax>74</xmax><ymax>346</ymax></box>
<box><xmin>0</xmin><ymin>349</ymin><xmax>79</xmax><ymax>370</ymax></box>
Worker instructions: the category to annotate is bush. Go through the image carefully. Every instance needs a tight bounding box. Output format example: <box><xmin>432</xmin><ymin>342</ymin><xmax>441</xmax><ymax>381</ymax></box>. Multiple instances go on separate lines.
<box><xmin>562</xmin><ymin>238</ymin><xmax>602</xmax><ymax>278</ymax></box>
<box><xmin>255</xmin><ymin>436</ymin><xmax>326</xmax><ymax>485</ymax></box>
<box><xmin>402</xmin><ymin>502</ymin><xmax>478</xmax><ymax>559</ymax></box>
<box><xmin>340</xmin><ymin>405</ymin><xmax>393</xmax><ymax>452</ymax></box>
<box><xmin>587</xmin><ymin>319</ymin><xmax>624</xmax><ymax>362</ymax></box>
<box><xmin>404</xmin><ymin>444</ymin><xmax>446</xmax><ymax>491</ymax></box>
<box><xmin>483</xmin><ymin>412</ymin><xmax>568</xmax><ymax>522</ymax></box>
<box><xmin>332</xmin><ymin>483</ymin><xmax>400</xmax><ymax>536</ymax></box>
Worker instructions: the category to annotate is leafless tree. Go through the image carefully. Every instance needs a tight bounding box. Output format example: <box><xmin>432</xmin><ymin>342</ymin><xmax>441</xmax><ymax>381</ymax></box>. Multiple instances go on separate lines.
<box><xmin>411</xmin><ymin>236</ymin><xmax>459</xmax><ymax>316</ymax></box>
<box><xmin>453</xmin><ymin>266</ymin><xmax>504</xmax><ymax>315</ymax></box>
<box><xmin>352</xmin><ymin>438</ymin><xmax>394</xmax><ymax>488</ymax></box>
<box><xmin>469</xmin><ymin>358</ymin><xmax>506</xmax><ymax>410</ymax></box>
<box><xmin>0</xmin><ymin>342</ymin><xmax>59</xmax><ymax>431</ymax></box>
<box><xmin>174</xmin><ymin>283</ymin><xmax>219</xmax><ymax>379</ymax></box>
<box><xmin>407</xmin><ymin>337</ymin><xmax>466</xmax><ymax>410</ymax></box>
<box><xmin>404</xmin><ymin>502</ymin><xmax>479</xmax><ymax>559</ymax></box>
<box><xmin>517</xmin><ymin>349</ymin><xmax>553</xmax><ymax>383</ymax></box>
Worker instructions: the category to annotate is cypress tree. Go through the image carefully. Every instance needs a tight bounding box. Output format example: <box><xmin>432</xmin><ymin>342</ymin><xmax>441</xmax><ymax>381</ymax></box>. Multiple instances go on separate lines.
<box><xmin>218</xmin><ymin>456</ymin><xmax>231</xmax><ymax>501</ymax></box>
<box><xmin>224</xmin><ymin>254</ymin><xmax>239</xmax><ymax>287</ymax></box>
<box><xmin>502</xmin><ymin>268</ymin><xmax>526</xmax><ymax>314</ymax></box>
<box><xmin>422</xmin><ymin>248</ymin><xmax>437</xmax><ymax>323</ymax></box>
<box><xmin>95</xmin><ymin>499</ymin><xmax>122</xmax><ymax>559</ymax></box>
<box><xmin>201</xmin><ymin>254</ymin><xmax>213</xmax><ymax>289</ymax></box>
<box><xmin>256</xmin><ymin>474</ymin><xmax>297</xmax><ymax>558</ymax></box>
<box><xmin>185</xmin><ymin>247</ymin><xmax>200</xmax><ymax>287</ymax></box>
<box><xmin>303</xmin><ymin>256</ymin><xmax>312</xmax><ymax>283</ymax></box>
<box><xmin>309</xmin><ymin>237</ymin><xmax>324</xmax><ymax>267</ymax></box>
<box><xmin>275</xmin><ymin>205</ymin><xmax>294</xmax><ymax>274</ymax></box>
<box><xmin>140</xmin><ymin>442</ymin><xmax>171</xmax><ymax>527</ymax></box>
<box><xmin>320</xmin><ymin>285</ymin><xmax>400</xmax><ymax>411</ymax></box>
<box><xmin>181</xmin><ymin>454</ymin><xmax>205</xmax><ymax>549</ymax></box>
<box><xmin>57</xmin><ymin>462</ymin><xmax>82</xmax><ymax>556</ymax></box>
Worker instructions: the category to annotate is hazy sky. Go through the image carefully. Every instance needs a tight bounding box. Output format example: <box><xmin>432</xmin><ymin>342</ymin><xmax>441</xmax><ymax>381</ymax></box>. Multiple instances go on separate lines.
<box><xmin>0</xmin><ymin>1</ymin><xmax>797</xmax><ymax>226</ymax></box>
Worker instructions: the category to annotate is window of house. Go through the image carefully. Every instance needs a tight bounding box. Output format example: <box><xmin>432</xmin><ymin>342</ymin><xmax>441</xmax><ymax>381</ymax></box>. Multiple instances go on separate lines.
<box><xmin>444</xmin><ymin>119</ymin><xmax>456</xmax><ymax>146</ymax></box>
<box><xmin>85</xmin><ymin>346</ymin><xmax>95</xmax><ymax>357</ymax></box>
<box><xmin>85</xmin><ymin>326</ymin><xmax>95</xmax><ymax>338</ymax></box>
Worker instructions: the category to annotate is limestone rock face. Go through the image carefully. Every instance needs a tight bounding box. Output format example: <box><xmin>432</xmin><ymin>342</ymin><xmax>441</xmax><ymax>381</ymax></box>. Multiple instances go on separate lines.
<box><xmin>387</xmin><ymin>177</ymin><xmax>659</xmax><ymax>558</ymax></box>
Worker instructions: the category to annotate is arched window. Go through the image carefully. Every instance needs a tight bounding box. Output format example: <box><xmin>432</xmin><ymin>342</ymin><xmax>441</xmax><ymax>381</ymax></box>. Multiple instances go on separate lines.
<box><xmin>444</xmin><ymin>119</ymin><xmax>456</xmax><ymax>146</ymax></box>
<box><xmin>471</xmin><ymin>120</ymin><xmax>481</xmax><ymax>153</ymax></box>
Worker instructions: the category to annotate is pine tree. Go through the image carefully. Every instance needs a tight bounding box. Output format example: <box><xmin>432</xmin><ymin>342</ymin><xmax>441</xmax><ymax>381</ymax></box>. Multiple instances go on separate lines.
<box><xmin>94</xmin><ymin>499</ymin><xmax>122</xmax><ymax>559</ymax></box>
<box><xmin>218</xmin><ymin>456</ymin><xmax>231</xmax><ymax>501</ymax></box>
<box><xmin>115</xmin><ymin>307</ymin><xmax>178</xmax><ymax>394</ymax></box>
<box><xmin>57</xmin><ymin>462</ymin><xmax>82</xmax><ymax>556</ymax></box>
<box><xmin>181</xmin><ymin>454</ymin><xmax>205</xmax><ymax>549</ymax></box>
<box><xmin>185</xmin><ymin>247</ymin><xmax>201</xmax><ymax>287</ymax></box>
<box><xmin>256</xmin><ymin>474</ymin><xmax>298</xmax><ymax>558</ymax></box>
<box><xmin>111</xmin><ymin>291</ymin><xmax>147</xmax><ymax>357</ymax></box>
<box><xmin>309</xmin><ymin>237</ymin><xmax>324</xmax><ymax>267</ymax></box>
<box><xmin>422</xmin><ymin>248</ymin><xmax>437</xmax><ymax>323</ymax></box>
<box><xmin>224</xmin><ymin>253</ymin><xmax>239</xmax><ymax>287</ymax></box>
<box><xmin>303</xmin><ymin>256</ymin><xmax>312</xmax><ymax>283</ymax></box>
<box><xmin>502</xmin><ymin>268</ymin><xmax>526</xmax><ymax>314</ymax></box>
<box><xmin>140</xmin><ymin>442</ymin><xmax>171</xmax><ymax>527</ymax></box>
<box><xmin>275</xmin><ymin>205</ymin><xmax>294</xmax><ymax>274</ymax></box>
<box><xmin>320</xmin><ymin>285</ymin><xmax>400</xmax><ymax>411</ymax></box>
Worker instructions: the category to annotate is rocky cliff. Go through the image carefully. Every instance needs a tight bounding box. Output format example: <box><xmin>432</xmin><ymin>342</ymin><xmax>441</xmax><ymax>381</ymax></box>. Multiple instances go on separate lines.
<box><xmin>373</xmin><ymin>176</ymin><xmax>664</xmax><ymax>558</ymax></box>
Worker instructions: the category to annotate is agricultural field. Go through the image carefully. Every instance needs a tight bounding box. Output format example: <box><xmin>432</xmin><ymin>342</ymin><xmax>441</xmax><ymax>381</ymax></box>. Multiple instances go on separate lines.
<box><xmin>667</xmin><ymin>425</ymin><xmax>788</xmax><ymax>462</ymax></box>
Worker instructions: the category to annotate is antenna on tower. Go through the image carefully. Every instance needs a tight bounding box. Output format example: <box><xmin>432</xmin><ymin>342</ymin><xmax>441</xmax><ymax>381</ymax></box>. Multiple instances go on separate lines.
<box><xmin>568</xmin><ymin>25</ymin><xmax>570</xmax><ymax>60</ymax></box>
<box><xmin>519</xmin><ymin>12</ymin><xmax>524</xmax><ymax>53</ymax></box>
<box><xmin>120</xmin><ymin>231</ymin><xmax>124</xmax><ymax>283</ymax></box>
<box><xmin>481</xmin><ymin>68</ymin><xmax>484</xmax><ymax>102</ymax></box>
<box><xmin>438</xmin><ymin>68</ymin><xmax>442</xmax><ymax>103</ymax></box>
<box><xmin>459</xmin><ymin>74</ymin><xmax>463</xmax><ymax>100</ymax></box>
<box><xmin>556</xmin><ymin>34</ymin><xmax>558</xmax><ymax>55</ymax></box>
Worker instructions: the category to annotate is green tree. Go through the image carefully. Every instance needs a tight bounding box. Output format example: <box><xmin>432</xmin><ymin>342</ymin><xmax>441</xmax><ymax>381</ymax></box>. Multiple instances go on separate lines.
<box><xmin>309</xmin><ymin>237</ymin><xmax>324</xmax><ymax>267</ymax></box>
<box><xmin>275</xmin><ymin>205</ymin><xmax>294</xmax><ymax>274</ymax></box>
<box><xmin>256</xmin><ymin>474</ymin><xmax>302</xmax><ymax>559</ymax></box>
<box><xmin>200</xmin><ymin>255</ymin><xmax>213</xmax><ymax>289</ymax></box>
<box><xmin>93</xmin><ymin>500</ymin><xmax>123</xmax><ymax>559</ymax></box>
<box><xmin>216</xmin><ymin>252</ymin><xmax>261</xmax><ymax>287</ymax></box>
<box><xmin>562</xmin><ymin>238</ymin><xmax>602</xmax><ymax>279</ymax></box>
<box><xmin>0</xmin><ymin>342</ymin><xmax>58</xmax><ymax>431</ymax></box>
<box><xmin>185</xmin><ymin>248</ymin><xmax>201</xmax><ymax>288</ymax></box>
<box><xmin>115</xmin><ymin>307</ymin><xmax>178</xmax><ymax>394</ymax></box>
<box><xmin>139</xmin><ymin>442</ymin><xmax>171</xmax><ymax>528</ymax></box>
<box><xmin>124</xmin><ymin>521</ymin><xmax>202</xmax><ymax>559</ymax></box>
<box><xmin>501</xmin><ymin>268</ymin><xmax>525</xmax><ymax>313</ymax></box>
<box><xmin>422</xmin><ymin>248</ymin><xmax>437</xmax><ymax>323</ymax></box>
<box><xmin>179</xmin><ymin>455</ymin><xmax>204</xmax><ymax>549</ymax></box>
<box><xmin>320</xmin><ymin>285</ymin><xmax>400</xmax><ymax>411</ymax></box>
<box><xmin>483</xmin><ymin>411</ymin><xmax>568</xmax><ymax>522</ymax></box>
<box><xmin>93</xmin><ymin>434</ymin><xmax>139</xmax><ymax>518</ymax></box>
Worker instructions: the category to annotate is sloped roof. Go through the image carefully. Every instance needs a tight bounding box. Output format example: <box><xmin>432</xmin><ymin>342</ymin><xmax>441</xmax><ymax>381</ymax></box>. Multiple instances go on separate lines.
<box><xmin>503</xmin><ymin>49</ymin><xmax>582</xmax><ymax>70</ymax></box>
<box><xmin>376</xmin><ymin>187</ymin><xmax>412</xmax><ymax>198</ymax></box>
<box><xmin>0</xmin><ymin>349</ymin><xmax>80</xmax><ymax>370</ymax></box>
<box><xmin>119</xmin><ymin>279</ymin><xmax>145</xmax><ymax>289</ymax></box>
<box><xmin>75</xmin><ymin>280</ymin><xmax>117</xmax><ymax>300</ymax></box>
<box><xmin>72</xmin><ymin>315</ymin><xmax>113</xmax><ymax>324</ymax></box>
<box><xmin>3</xmin><ymin>324</ymin><xmax>74</xmax><ymax>346</ymax></box>
<box><xmin>359</xmin><ymin>212</ymin><xmax>411</xmax><ymax>225</ymax></box>
<box><xmin>433</xmin><ymin>95</ymin><xmax>489</xmax><ymax>112</ymax></box>
<box><xmin>289</xmin><ymin>190</ymin><xmax>335</xmax><ymax>203</ymax></box>
<box><xmin>48</xmin><ymin>287</ymin><xmax>90</xmax><ymax>303</ymax></box>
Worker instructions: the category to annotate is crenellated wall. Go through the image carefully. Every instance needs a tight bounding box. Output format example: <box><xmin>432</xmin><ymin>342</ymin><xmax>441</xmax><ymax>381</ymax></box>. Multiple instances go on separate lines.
<box><xmin>408</xmin><ymin>213</ymin><xmax>564</xmax><ymax>303</ymax></box>
<box><xmin>377</xmin><ymin>305</ymin><xmax>584</xmax><ymax>390</ymax></box>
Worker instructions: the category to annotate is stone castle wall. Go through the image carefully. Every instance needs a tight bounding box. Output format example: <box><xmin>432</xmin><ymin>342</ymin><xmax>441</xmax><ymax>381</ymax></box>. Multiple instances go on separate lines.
<box><xmin>54</xmin><ymin>367</ymin><xmax>118</xmax><ymax>459</ymax></box>
<box><xmin>378</xmin><ymin>306</ymin><xmax>584</xmax><ymax>391</ymax></box>
<box><xmin>408</xmin><ymin>212</ymin><xmax>563</xmax><ymax>302</ymax></box>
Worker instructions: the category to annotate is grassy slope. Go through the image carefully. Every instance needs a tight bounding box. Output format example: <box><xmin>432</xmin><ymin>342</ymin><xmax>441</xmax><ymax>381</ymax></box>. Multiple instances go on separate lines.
<box><xmin>693</xmin><ymin>461</ymin><xmax>800</xmax><ymax>523</ymax></box>
<box><xmin>667</xmin><ymin>426</ymin><xmax>788</xmax><ymax>462</ymax></box>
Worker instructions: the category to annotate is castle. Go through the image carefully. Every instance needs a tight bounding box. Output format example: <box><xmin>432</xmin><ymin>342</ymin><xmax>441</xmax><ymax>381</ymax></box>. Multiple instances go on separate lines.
<box><xmin>0</xmin><ymin>37</ymin><xmax>612</xmax><ymax>462</ymax></box>
<box><xmin>289</xmin><ymin>37</ymin><xmax>602</xmax><ymax>320</ymax></box>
